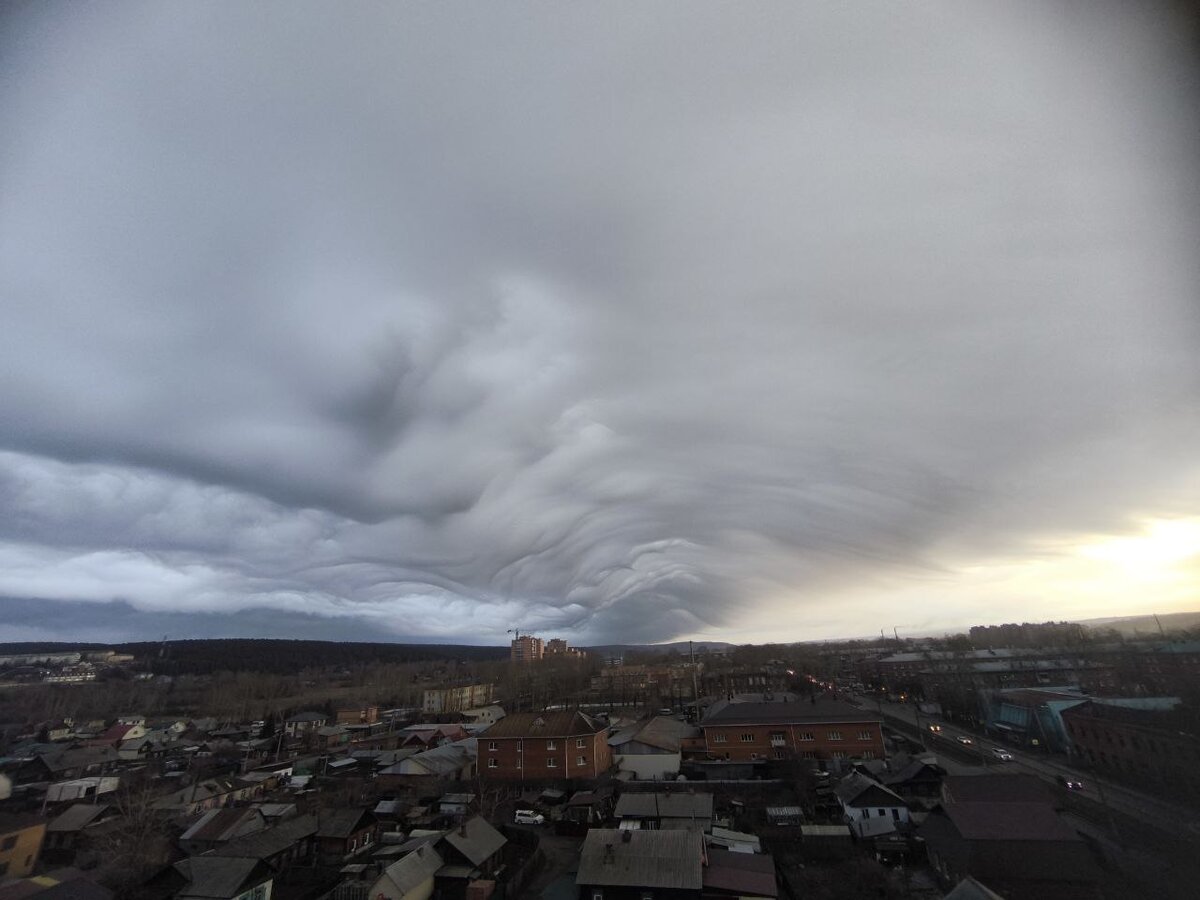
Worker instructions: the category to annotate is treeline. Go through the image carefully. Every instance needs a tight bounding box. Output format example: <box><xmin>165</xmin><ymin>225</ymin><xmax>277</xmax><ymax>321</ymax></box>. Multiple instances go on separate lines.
<box><xmin>0</xmin><ymin>639</ymin><xmax>509</xmax><ymax>676</ymax></box>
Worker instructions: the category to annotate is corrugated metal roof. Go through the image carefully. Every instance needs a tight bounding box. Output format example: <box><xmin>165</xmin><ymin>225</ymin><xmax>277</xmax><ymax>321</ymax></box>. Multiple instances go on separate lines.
<box><xmin>479</xmin><ymin>711</ymin><xmax>604</xmax><ymax>738</ymax></box>
<box><xmin>576</xmin><ymin>829</ymin><xmax>703</xmax><ymax>890</ymax></box>
<box><xmin>614</xmin><ymin>792</ymin><xmax>713</xmax><ymax>821</ymax></box>
<box><xmin>441</xmin><ymin>816</ymin><xmax>506</xmax><ymax>866</ymax></box>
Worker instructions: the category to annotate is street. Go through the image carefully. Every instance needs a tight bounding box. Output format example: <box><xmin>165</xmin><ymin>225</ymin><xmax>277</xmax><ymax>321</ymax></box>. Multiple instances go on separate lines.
<box><xmin>859</xmin><ymin>693</ymin><xmax>1200</xmax><ymax>833</ymax></box>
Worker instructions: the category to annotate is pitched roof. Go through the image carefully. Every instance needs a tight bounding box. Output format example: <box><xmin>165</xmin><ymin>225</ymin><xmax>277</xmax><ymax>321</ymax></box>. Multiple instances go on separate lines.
<box><xmin>286</xmin><ymin>712</ymin><xmax>327</xmax><ymax>722</ymax></box>
<box><xmin>316</xmin><ymin>808</ymin><xmax>375</xmax><ymax>839</ymax></box>
<box><xmin>181</xmin><ymin>808</ymin><xmax>264</xmax><ymax>843</ymax></box>
<box><xmin>377</xmin><ymin>845</ymin><xmax>444</xmax><ymax>897</ymax></box>
<box><xmin>702</xmin><ymin>848</ymin><xmax>777</xmax><ymax>898</ymax></box>
<box><xmin>834</xmin><ymin>773</ymin><xmax>905</xmax><ymax>808</ymax></box>
<box><xmin>612</xmin><ymin>716</ymin><xmax>699</xmax><ymax>751</ymax></box>
<box><xmin>701</xmin><ymin>698</ymin><xmax>880</xmax><ymax>727</ymax></box>
<box><xmin>46</xmin><ymin>805</ymin><xmax>111</xmax><ymax>833</ymax></box>
<box><xmin>614</xmin><ymin>792</ymin><xmax>713</xmax><ymax>821</ymax></box>
<box><xmin>174</xmin><ymin>858</ymin><xmax>270</xmax><ymax>900</ymax></box>
<box><xmin>480</xmin><ymin>711</ymin><xmax>604</xmax><ymax>738</ymax></box>
<box><xmin>942</xmin><ymin>802</ymin><xmax>1081</xmax><ymax>842</ymax></box>
<box><xmin>942</xmin><ymin>877</ymin><xmax>1008</xmax><ymax>900</ymax></box>
<box><xmin>942</xmin><ymin>774</ymin><xmax>1052</xmax><ymax>805</ymax></box>
<box><xmin>576</xmin><ymin>829</ymin><xmax>703</xmax><ymax>890</ymax></box>
<box><xmin>212</xmin><ymin>814</ymin><xmax>317</xmax><ymax>860</ymax></box>
<box><xmin>440</xmin><ymin>816</ymin><xmax>506</xmax><ymax>866</ymax></box>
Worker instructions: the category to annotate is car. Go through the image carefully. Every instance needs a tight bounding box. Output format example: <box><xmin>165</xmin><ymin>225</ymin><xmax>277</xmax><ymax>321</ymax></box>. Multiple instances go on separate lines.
<box><xmin>956</xmin><ymin>736</ymin><xmax>973</xmax><ymax>745</ymax></box>
<box><xmin>1056</xmin><ymin>776</ymin><xmax>1084</xmax><ymax>791</ymax></box>
<box><xmin>514</xmin><ymin>810</ymin><xmax>545</xmax><ymax>825</ymax></box>
<box><xmin>928</xmin><ymin>724</ymin><xmax>942</xmax><ymax>733</ymax></box>
<box><xmin>991</xmin><ymin>748</ymin><xmax>1013</xmax><ymax>761</ymax></box>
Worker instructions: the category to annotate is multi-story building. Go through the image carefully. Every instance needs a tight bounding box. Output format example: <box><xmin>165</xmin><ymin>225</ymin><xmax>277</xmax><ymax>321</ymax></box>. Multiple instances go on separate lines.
<box><xmin>699</xmin><ymin>697</ymin><xmax>885</xmax><ymax>762</ymax></box>
<box><xmin>479</xmin><ymin>711</ymin><xmax>611</xmax><ymax>780</ymax></box>
<box><xmin>1061</xmin><ymin>700</ymin><xmax>1200</xmax><ymax>800</ymax></box>
<box><xmin>544</xmin><ymin>638</ymin><xmax>586</xmax><ymax>658</ymax></box>
<box><xmin>510</xmin><ymin>635</ymin><xmax>544</xmax><ymax>663</ymax></box>
<box><xmin>422</xmin><ymin>684</ymin><xmax>494</xmax><ymax>714</ymax></box>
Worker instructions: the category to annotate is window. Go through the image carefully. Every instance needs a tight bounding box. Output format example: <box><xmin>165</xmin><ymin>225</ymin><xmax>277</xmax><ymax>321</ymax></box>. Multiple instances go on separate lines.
<box><xmin>802</xmin><ymin>751</ymin><xmax>815</xmax><ymax>759</ymax></box>
<box><xmin>831</xmin><ymin>750</ymin><xmax>845</xmax><ymax>759</ymax></box>
<box><xmin>547</xmin><ymin>740</ymin><xmax>557</xmax><ymax>750</ymax></box>
<box><xmin>740</xmin><ymin>733</ymin><xmax>754</xmax><ymax>742</ymax></box>
<box><xmin>828</xmin><ymin>730</ymin><xmax>842</xmax><ymax>741</ymax></box>
<box><xmin>488</xmin><ymin>741</ymin><xmax>497</xmax><ymax>751</ymax></box>
<box><xmin>592</xmin><ymin>892</ymin><xmax>603</xmax><ymax>900</ymax></box>
<box><xmin>577</xmin><ymin>755</ymin><xmax>587</xmax><ymax>766</ymax></box>
<box><xmin>488</xmin><ymin>758</ymin><xmax>498</xmax><ymax>768</ymax></box>
<box><xmin>713</xmin><ymin>733</ymin><xmax>727</xmax><ymax>743</ymax></box>
<box><xmin>876</xmin><ymin>809</ymin><xmax>885</xmax><ymax>817</ymax></box>
<box><xmin>773</xmin><ymin>749</ymin><xmax>784</xmax><ymax>759</ymax></box>
<box><xmin>577</xmin><ymin>737</ymin><xmax>586</xmax><ymax>748</ymax></box>
<box><xmin>546</xmin><ymin>758</ymin><xmax>558</xmax><ymax>767</ymax></box>
<box><xmin>858</xmin><ymin>730</ymin><xmax>872</xmax><ymax>741</ymax></box>
<box><xmin>798</xmin><ymin>731</ymin><xmax>814</xmax><ymax>741</ymax></box>
<box><xmin>862</xmin><ymin>750</ymin><xmax>874</xmax><ymax>759</ymax></box>
<box><xmin>516</xmin><ymin>740</ymin><xmax>523</xmax><ymax>751</ymax></box>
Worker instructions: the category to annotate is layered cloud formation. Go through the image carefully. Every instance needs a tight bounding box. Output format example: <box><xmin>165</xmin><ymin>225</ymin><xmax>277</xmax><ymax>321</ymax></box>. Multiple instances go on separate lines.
<box><xmin>1</xmin><ymin>2</ymin><xmax>1198</xmax><ymax>643</ymax></box>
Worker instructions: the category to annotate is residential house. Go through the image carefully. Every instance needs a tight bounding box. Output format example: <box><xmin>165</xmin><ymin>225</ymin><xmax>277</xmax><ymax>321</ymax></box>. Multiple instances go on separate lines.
<box><xmin>400</xmin><ymin>725</ymin><xmax>471</xmax><ymax>750</ymax></box>
<box><xmin>698</xmin><ymin>698</ymin><xmax>884</xmax><ymax>763</ymax></box>
<box><xmin>435</xmin><ymin>816</ymin><xmax>507</xmax><ymax>882</ymax></box>
<box><xmin>44</xmin><ymin>777</ymin><xmax>120</xmax><ymax>805</ymax></box>
<box><xmin>368</xmin><ymin>844</ymin><xmax>444</xmax><ymax>900</ymax></box>
<box><xmin>613</xmin><ymin>792</ymin><xmax>714</xmax><ymax>832</ymax></box>
<box><xmin>211</xmin><ymin>815</ymin><xmax>319</xmax><ymax>875</ymax></box>
<box><xmin>315</xmin><ymin>808</ymin><xmax>379</xmax><ymax>864</ymax></box>
<box><xmin>335</xmin><ymin>706</ymin><xmax>380</xmax><ymax>726</ymax></box>
<box><xmin>154</xmin><ymin>778</ymin><xmax>265</xmax><ymax>816</ymax></box>
<box><xmin>86</xmin><ymin>721</ymin><xmax>147</xmax><ymax>749</ymax></box>
<box><xmin>283</xmin><ymin>713</ymin><xmax>328</xmax><ymax>738</ymax></box>
<box><xmin>880</xmin><ymin>757</ymin><xmax>946</xmax><ymax>804</ymax></box>
<box><xmin>172</xmin><ymin>857</ymin><xmax>274</xmax><ymax>900</ymax></box>
<box><xmin>42</xmin><ymin>804</ymin><xmax>118</xmax><ymax>865</ymax></box>
<box><xmin>315</xmin><ymin>726</ymin><xmax>352</xmax><ymax>751</ymax></box>
<box><xmin>377</xmin><ymin>739</ymin><xmax>477</xmax><ymax>790</ymax></box>
<box><xmin>180</xmin><ymin>808</ymin><xmax>268</xmax><ymax>854</ymax></box>
<box><xmin>833</xmin><ymin>772</ymin><xmax>909</xmax><ymax>837</ymax></box>
<box><xmin>460</xmin><ymin>707</ymin><xmax>506</xmax><ymax>728</ymax></box>
<box><xmin>479</xmin><ymin>712</ymin><xmax>611</xmax><ymax>780</ymax></box>
<box><xmin>920</xmin><ymin>801</ymin><xmax>1101</xmax><ymax>900</ymax></box>
<box><xmin>575</xmin><ymin>828</ymin><xmax>704</xmax><ymax>900</ymax></box>
<box><xmin>609</xmin><ymin>717</ymin><xmax>700</xmax><ymax>781</ymax></box>
<box><xmin>27</xmin><ymin>748</ymin><xmax>120</xmax><ymax>783</ymax></box>
<box><xmin>0</xmin><ymin>813</ymin><xmax>46</xmax><ymax>878</ymax></box>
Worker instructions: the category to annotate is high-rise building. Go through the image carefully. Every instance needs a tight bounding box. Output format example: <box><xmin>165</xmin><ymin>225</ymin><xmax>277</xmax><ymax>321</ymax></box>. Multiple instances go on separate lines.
<box><xmin>510</xmin><ymin>635</ymin><xmax>544</xmax><ymax>663</ymax></box>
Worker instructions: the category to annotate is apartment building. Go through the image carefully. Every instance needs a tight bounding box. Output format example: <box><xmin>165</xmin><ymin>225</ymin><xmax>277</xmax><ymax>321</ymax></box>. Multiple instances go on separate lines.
<box><xmin>422</xmin><ymin>684</ymin><xmax>494</xmax><ymax>714</ymax></box>
<box><xmin>479</xmin><ymin>711</ymin><xmax>611</xmax><ymax>780</ymax></box>
<box><xmin>510</xmin><ymin>636</ymin><xmax>544</xmax><ymax>663</ymax></box>
<box><xmin>699</xmin><ymin>697</ymin><xmax>885</xmax><ymax>762</ymax></box>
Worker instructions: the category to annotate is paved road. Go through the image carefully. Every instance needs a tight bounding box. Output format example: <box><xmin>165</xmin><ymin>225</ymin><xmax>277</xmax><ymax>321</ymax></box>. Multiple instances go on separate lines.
<box><xmin>859</xmin><ymin>693</ymin><xmax>1200</xmax><ymax>832</ymax></box>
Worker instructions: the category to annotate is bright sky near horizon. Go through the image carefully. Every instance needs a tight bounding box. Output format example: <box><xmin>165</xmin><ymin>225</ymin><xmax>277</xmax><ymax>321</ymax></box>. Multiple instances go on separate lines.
<box><xmin>1</xmin><ymin>2</ymin><xmax>1198</xmax><ymax>645</ymax></box>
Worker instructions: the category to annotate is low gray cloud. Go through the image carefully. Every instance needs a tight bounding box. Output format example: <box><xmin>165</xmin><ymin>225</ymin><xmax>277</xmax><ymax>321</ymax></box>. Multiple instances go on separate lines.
<box><xmin>1</xmin><ymin>2</ymin><xmax>1198</xmax><ymax>644</ymax></box>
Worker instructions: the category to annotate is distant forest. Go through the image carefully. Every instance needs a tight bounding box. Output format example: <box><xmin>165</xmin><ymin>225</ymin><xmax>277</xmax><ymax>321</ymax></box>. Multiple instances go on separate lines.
<box><xmin>0</xmin><ymin>638</ymin><xmax>509</xmax><ymax>675</ymax></box>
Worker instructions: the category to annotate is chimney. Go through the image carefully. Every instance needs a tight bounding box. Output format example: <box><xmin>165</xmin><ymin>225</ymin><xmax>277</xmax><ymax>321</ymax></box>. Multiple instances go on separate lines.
<box><xmin>621</xmin><ymin>829</ymin><xmax>632</xmax><ymax>843</ymax></box>
<box><xmin>603</xmin><ymin>843</ymin><xmax>615</xmax><ymax>863</ymax></box>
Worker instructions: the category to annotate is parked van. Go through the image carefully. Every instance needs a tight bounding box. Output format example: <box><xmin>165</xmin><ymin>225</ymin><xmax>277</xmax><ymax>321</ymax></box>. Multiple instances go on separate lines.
<box><xmin>514</xmin><ymin>810</ymin><xmax>545</xmax><ymax>825</ymax></box>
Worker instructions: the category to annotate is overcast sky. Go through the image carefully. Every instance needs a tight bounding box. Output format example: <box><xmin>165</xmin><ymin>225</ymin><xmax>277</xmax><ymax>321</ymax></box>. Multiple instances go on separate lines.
<box><xmin>2</xmin><ymin>1</ymin><xmax>1198</xmax><ymax>646</ymax></box>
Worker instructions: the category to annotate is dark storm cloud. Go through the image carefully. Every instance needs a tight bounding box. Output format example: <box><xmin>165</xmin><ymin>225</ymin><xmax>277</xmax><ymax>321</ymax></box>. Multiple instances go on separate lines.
<box><xmin>1</xmin><ymin>2</ymin><xmax>1198</xmax><ymax>643</ymax></box>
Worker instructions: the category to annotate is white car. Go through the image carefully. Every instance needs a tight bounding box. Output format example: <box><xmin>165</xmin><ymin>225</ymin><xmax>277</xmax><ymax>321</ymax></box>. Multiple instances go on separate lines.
<box><xmin>956</xmin><ymin>736</ymin><xmax>973</xmax><ymax>745</ymax></box>
<box><xmin>991</xmin><ymin>748</ymin><xmax>1013</xmax><ymax>761</ymax></box>
<box><xmin>514</xmin><ymin>810</ymin><xmax>545</xmax><ymax>825</ymax></box>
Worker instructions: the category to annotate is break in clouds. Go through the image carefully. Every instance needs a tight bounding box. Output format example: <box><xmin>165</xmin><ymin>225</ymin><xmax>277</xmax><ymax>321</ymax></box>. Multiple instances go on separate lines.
<box><xmin>1</xmin><ymin>2</ymin><xmax>1198</xmax><ymax>644</ymax></box>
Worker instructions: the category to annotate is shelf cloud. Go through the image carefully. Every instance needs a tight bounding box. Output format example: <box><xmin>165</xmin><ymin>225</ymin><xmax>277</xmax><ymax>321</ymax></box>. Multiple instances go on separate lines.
<box><xmin>1</xmin><ymin>1</ymin><xmax>1198</xmax><ymax>643</ymax></box>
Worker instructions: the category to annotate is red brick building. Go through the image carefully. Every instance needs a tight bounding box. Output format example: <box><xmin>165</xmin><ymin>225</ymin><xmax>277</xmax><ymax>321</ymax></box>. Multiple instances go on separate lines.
<box><xmin>699</xmin><ymin>697</ymin><xmax>885</xmax><ymax>762</ymax></box>
<box><xmin>478</xmin><ymin>711</ymin><xmax>611</xmax><ymax>780</ymax></box>
<box><xmin>1061</xmin><ymin>700</ymin><xmax>1200</xmax><ymax>800</ymax></box>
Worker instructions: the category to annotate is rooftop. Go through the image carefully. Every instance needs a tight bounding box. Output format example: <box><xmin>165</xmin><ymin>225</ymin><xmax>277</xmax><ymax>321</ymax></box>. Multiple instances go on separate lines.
<box><xmin>576</xmin><ymin>829</ymin><xmax>703</xmax><ymax>890</ymax></box>
<box><xmin>480</xmin><ymin>711</ymin><xmax>605</xmax><ymax>738</ymax></box>
<box><xmin>702</xmin><ymin>697</ymin><xmax>879</xmax><ymax>727</ymax></box>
